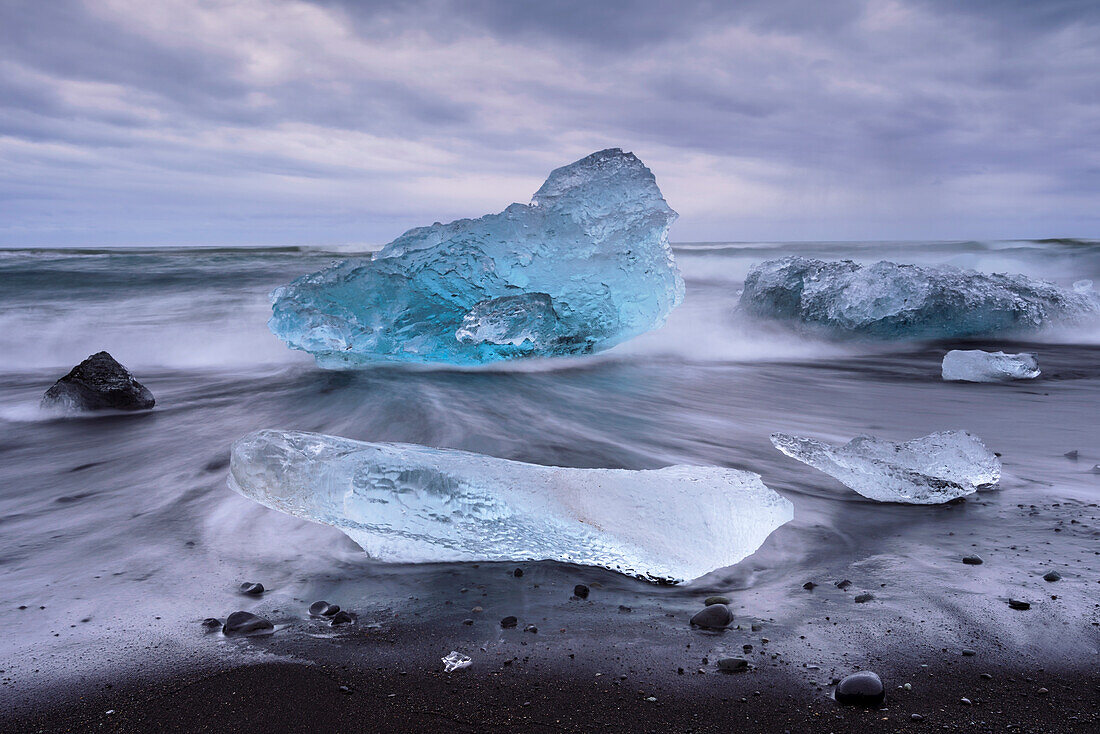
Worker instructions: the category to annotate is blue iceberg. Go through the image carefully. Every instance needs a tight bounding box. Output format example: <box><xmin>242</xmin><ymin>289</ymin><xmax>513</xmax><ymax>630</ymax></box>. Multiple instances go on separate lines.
<box><xmin>739</xmin><ymin>257</ymin><xmax>1100</xmax><ymax>339</ymax></box>
<box><xmin>269</xmin><ymin>149</ymin><xmax>683</xmax><ymax>366</ymax></box>
<box><xmin>228</xmin><ymin>430</ymin><xmax>794</xmax><ymax>583</ymax></box>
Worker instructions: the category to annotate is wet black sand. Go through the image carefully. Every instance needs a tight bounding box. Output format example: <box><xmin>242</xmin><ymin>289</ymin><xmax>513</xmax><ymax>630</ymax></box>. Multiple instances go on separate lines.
<box><xmin>4</xmin><ymin>488</ymin><xmax>1099</xmax><ymax>734</ymax></box>
<box><xmin>4</xmin><ymin>624</ymin><xmax>1097</xmax><ymax>733</ymax></box>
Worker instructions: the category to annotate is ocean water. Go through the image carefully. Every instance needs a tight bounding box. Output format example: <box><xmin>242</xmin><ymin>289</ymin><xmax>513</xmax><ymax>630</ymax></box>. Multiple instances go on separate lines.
<box><xmin>2</xmin><ymin>240</ymin><xmax>1098</xmax><ymax>696</ymax></box>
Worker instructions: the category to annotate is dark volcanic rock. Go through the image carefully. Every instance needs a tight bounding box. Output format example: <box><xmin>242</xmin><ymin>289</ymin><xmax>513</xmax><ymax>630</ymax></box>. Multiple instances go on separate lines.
<box><xmin>690</xmin><ymin>604</ymin><xmax>733</xmax><ymax>630</ymax></box>
<box><xmin>854</xmin><ymin>593</ymin><xmax>874</xmax><ymax>603</ymax></box>
<box><xmin>835</xmin><ymin>579</ymin><xmax>852</xmax><ymax>589</ymax></box>
<box><xmin>500</xmin><ymin>615</ymin><xmax>518</xmax><ymax>629</ymax></box>
<box><xmin>1042</xmin><ymin>570</ymin><xmax>1062</xmax><ymax>582</ymax></box>
<box><xmin>716</xmin><ymin>657</ymin><xmax>749</xmax><ymax>673</ymax></box>
<box><xmin>704</xmin><ymin>595</ymin><xmax>731</xmax><ymax>606</ymax></box>
<box><xmin>201</xmin><ymin>617</ymin><xmax>222</xmax><ymax>629</ymax></box>
<box><xmin>573</xmin><ymin>584</ymin><xmax>590</xmax><ymax>599</ymax></box>
<box><xmin>222</xmin><ymin>611</ymin><xmax>274</xmax><ymax>637</ymax></box>
<box><xmin>239</xmin><ymin>582</ymin><xmax>264</xmax><ymax>595</ymax></box>
<box><xmin>962</xmin><ymin>555</ymin><xmax>984</xmax><ymax>565</ymax></box>
<box><xmin>41</xmin><ymin>352</ymin><xmax>155</xmax><ymax>412</ymax></box>
<box><xmin>309</xmin><ymin>601</ymin><xmax>340</xmax><ymax>617</ymax></box>
<box><xmin>1007</xmin><ymin>598</ymin><xmax>1031</xmax><ymax>610</ymax></box>
<box><xmin>835</xmin><ymin>671</ymin><xmax>885</xmax><ymax>706</ymax></box>
<box><xmin>802</xmin><ymin>581</ymin><xmax>817</xmax><ymax>590</ymax></box>
<box><xmin>329</xmin><ymin>611</ymin><xmax>355</xmax><ymax>626</ymax></box>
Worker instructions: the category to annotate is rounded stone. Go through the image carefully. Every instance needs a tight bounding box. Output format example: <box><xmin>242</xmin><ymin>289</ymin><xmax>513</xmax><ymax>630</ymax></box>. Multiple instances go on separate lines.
<box><xmin>690</xmin><ymin>604</ymin><xmax>733</xmax><ymax>630</ymax></box>
<box><xmin>835</xmin><ymin>671</ymin><xmax>885</xmax><ymax>706</ymax></box>
<box><xmin>716</xmin><ymin>657</ymin><xmax>749</xmax><ymax>673</ymax></box>
<box><xmin>329</xmin><ymin>610</ymin><xmax>355</xmax><ymax>626</ymax></box>
<box><xmin>573</xmin><ymin>584</ymin><xmax>590</xmax><ymax>599</ymax></box>
<box><xmin>201</xmin><ymin>617</ymin><xmax>222</xmax><ymax>629</ymax></box>
<box><xmin>222</xmin><ymin>611</ymin><xmax>274</xmax><ymax>637</ymax></box>
<box><xmin>962</xmin><ymin>555</ymin><xmax>984</xmax><ymax>565</ymax></box>
<box><xmin>1042</xmin><ymin>570</ymin><xmax>1061</xmax><ymax>582</ymax></box>
<box><xmin>239</xmin><ymin>582</ymin><xmax>264</xmax><ymax>595</ymax></box>
<box><xmin>704</xmin><ymin>596</ymin><xmax>731</xmax><ymax>606</ymax></box>
<box><xmin>500</xmin><ymin>615</ymin><xmax>518</xmax><ymax>629</ymax></box>
<box><xmin>309</xmin><ymin>600</ymin><xmax>339</xmax><ymax>617</ymax></box>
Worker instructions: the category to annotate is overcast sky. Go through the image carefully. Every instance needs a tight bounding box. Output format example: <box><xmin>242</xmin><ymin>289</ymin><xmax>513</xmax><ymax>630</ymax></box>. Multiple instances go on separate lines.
<box><xmin>1</xmin><ymin>0</ymin><xmax>1098</xmax><ymax>246</ymax></box>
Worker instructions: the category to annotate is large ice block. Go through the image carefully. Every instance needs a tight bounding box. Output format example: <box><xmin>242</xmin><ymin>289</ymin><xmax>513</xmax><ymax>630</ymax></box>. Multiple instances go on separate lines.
<box><xmin>269</xmin><ymin>149</ymin><xmax>683</xmax><ymax>366</ymax></box>
<box><xmin>771</xmin><ymin>430</ymin><xmax>1000</xmax><ymax>504</ymax></box>
<box><xmin>228</xmin><ymin>430</ymin><xmax>793</xmax><ymax>583</ymax></box>
<box><xmin>941</xmin><ymin>350</ymin><xmax>1040</xmax><ymax>382</ymax></box>
<box><xmin>739</xmin><ymin>257</ymin><xmax>1099</xmax><ymax>339</ymax></box>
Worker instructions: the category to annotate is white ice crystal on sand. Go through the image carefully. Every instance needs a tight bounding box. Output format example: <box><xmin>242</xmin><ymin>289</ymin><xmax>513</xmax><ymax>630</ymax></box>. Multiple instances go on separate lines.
<box><xmin>771</xmin><ymin>430</ymin><xmax>1001</xmax><ymax>504</ymax></box>
<box><xmin>229</xmin><ymin>430</ymin><xmax>793</xmax><ymax>583</ymax></box>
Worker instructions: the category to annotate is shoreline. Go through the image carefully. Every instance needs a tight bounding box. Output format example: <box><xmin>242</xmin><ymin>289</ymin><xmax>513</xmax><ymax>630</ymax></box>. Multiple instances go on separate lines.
<box><xmin>5</xmin><ymin>645</ymin><xmax>1096</xmax><ymax>733</ymax></box>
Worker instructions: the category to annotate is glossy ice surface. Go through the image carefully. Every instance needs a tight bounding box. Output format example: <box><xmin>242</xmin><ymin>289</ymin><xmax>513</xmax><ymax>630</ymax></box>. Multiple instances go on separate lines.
<box><xmin>229</xmin><ymin>429</ymin><xmax>793</xmax><ymax>583</ymax></box>
<box><xmin>771</xmin><ymin>430</ymin><xmax>1001</xmax><ymax>504</ymax></box>
<box><xmin>941</xmin><ymin>350</ymin><xmax>1040</xmax><ymax>382</ymax></box>
<box><xmin>740</xmin><ymin>257</ymin><xmax>1099</xmax><ymax>339</ymax></box>
<box><xmin>269</xmin><ymin>149</ymin><xmax>683</xmax><ymax>366</ymax></box>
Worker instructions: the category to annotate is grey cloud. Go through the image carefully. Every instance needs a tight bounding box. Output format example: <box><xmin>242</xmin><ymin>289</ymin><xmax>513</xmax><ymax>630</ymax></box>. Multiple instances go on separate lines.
<box><xmin>0</xmin><ymin>0</ymin><xmax>1097</xmax><ymax>245</ymax></box>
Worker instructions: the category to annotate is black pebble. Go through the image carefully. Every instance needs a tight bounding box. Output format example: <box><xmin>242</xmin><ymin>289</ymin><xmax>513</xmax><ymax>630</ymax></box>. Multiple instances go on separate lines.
<box><xmin>523</xmin><ymin>624</ymin><xmax>538</xmax><ymax>634</ymax></box>
<box><xmin>854</xmin><ymin>593</ymin><xmax>874</xmax><ymax>603</ymax></box>
<box><xmin>690</xmin><ymin>604</ymin><xmax>733</xmax><ymax>630</ymax></box>
<box><xmin>716</xmin><ymin>657</ymin><xmax>749</xmax><ymax>673</ymax></box>
<box><xmin>222</xmin><ymin>611</ymin><xmax>274</xmax><ymax>637</ymax></box>
<box><xmin>1007</xmin><ymin>599</ymin><xmax>1031</xmax><ymax>610</ymax></box>
<box><xmin>330</xmin><ymin>610</ymin><xmax>355</xmax><ymax>626</ymax></box>
<box><xmin>835</xmin><ymin>579</ymin><xmax>852</xmax><ymax>589</ymax></box>
<box><xmin>573</xmin><ymin>584</ymin><xmax>590</xmax><ymax>599</ymax></box>
<box><xmin>513</xmin><ymin>568</ymin><xmax>524</xmax><ymax>577</ymax></box>
<box><xmin>962</xmin><ymin>649</ymin><xmax>976</xmax><ymax>656</ymax></box>
<box><xmin>962</xmin><ymin>555</ymin><xmax>984</xmax><ymax>565</ymax></box>
<box><xmin>1064</xmin><ymin>450</ymin><xmax>1079</xmax><ymax>460</ymax></box>
<box><xmin>201</xmin><ymin>617</ymin><xmax>221</xmax><ymax>629</ymax></box>
<box><xmin>239</xmin><ymin>582</ymin><xmax>264</xmax><ymax>595</ymax></box>
<box><xmin>501</xmin><ymin>615</ymin><xmax>518</xmax><ymax>629</ymax></box>
<box><xmin>1043</xmin><ymin>570</ymin><xmax>1061</xmax><ymax>582</ymax></box>
<box><xmin>835</xmin><ymin>671</ymin><xmax>885</xmax><ymax>706</ymax></box>
<box><xmin>802</xmin><ymin>581</ymin><xmax>817</xmax><ymax>590</ymax></box>
<box><xmin>309</xmin><ymin>600</ymin><xmax>340</xmax><ymax>617</ymax></box>
<box><xmin>618</xmin><ymin>605</ymin><xmax>632</xmax><ymax>613</ymax></box>
<box><xmin>462</xmin><ymin>618</ymin><xmax>474</xmax><ymax>625</ymax></box>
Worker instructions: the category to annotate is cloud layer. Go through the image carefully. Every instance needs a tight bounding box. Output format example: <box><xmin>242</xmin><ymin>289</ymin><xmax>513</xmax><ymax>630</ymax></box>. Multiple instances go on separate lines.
<box><xmin>1</xmin><ymin>0</ymin><xmax>1097</xmax><ymax>245</ymax></box>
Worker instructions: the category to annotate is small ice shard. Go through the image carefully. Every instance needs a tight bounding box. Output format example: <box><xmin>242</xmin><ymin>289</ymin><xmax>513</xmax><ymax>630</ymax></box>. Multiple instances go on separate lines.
<box><xmin>269</xmin><ymin>149</ymin><xmax>683</xmax><ymax>366</ymax></box>
<box><xmin>739</xmin><ymin>257</ymin><xmax>1099</xmax><ymax>339</ymax></box>
<box><xmin>228</xmin><ymin>430</ymin><xmax>793</xmax><ymax>583</ymax></box>
<box><xmin>941</xmin><ymin>350</ymin><xmax>1040</xmax><ymax>382</ymax></box>
<box><xmin>771</xmin><ymin>430</ymin><xmax>1001</xmax><ymax>504</ymax></box>
<box><xmin>442</xmin><ymin>651</ymin><xmax>472</xmax><ymax>672</ymax></box>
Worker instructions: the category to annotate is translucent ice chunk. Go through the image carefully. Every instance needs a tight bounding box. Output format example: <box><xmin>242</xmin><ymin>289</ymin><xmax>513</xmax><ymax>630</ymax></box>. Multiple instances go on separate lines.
<box><xmin>771</xmin><ymin>430</ymin><xmax>1000</xmax><ymax>504</ymax></box>
<box><xmin>442</xmin><ymin>651</ymin><xmax>472</xmax><ymax>672</ymax></box>
<box><xmin>228</xmin><ymin>430</ymin><xmax>793</xmax><ymax>583</ymax></box>
<box><xmin>739</xmin><ymin>257</ymin><xmax>1099</xmax><ymax>339</ymax></box>
<box><xmin>941</xmin><ymin>350</ymin><xmax>1040</xmax><ymax>382</ymax></box>
<box><xmin>269</xmin><ymin>149</ymin><xmax>683</xmax><ymax>366</ymax></box>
